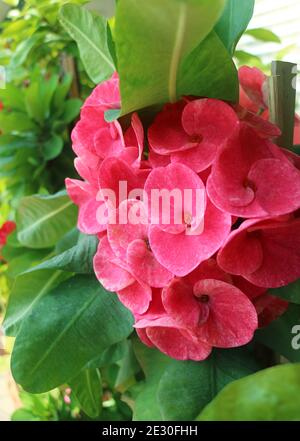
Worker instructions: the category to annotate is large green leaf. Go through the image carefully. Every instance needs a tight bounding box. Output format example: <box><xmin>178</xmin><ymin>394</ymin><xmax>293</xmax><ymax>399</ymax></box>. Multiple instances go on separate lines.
<box><xmin>25</xmin><ymin>75</ymin><xmax>59</xmax><ymax>125</ymax></box>
<box><xmin>178</xmin><ymin>31</ymin><xmax>238</xmax><ymax>102</ymax></box>
<box><xmin>9</xmin><ymin>33</ymin><xmax>44</xmax><ymax>68</ymax></box>
<box><xmin>215</xmin><ymin>0</ymin><xmax>255</xmax><ymax>55</ymax></box>
<box><xmin>246</xmin><ymin>28</ymin><xmax>281</xmax><ymax>44</ymax></box>
<box><xmin>87</xmin><ymin>340</ymin><xmax>128</xmax><ymax>369</ymax></box>
<box><xmin>69</xmin><ymin>369</ymin><xmax>102</xmax><ymax>418</ymax></box>
<box><xmin>33</xmin><ymin>234</ymin><xmax>98</xmax><ymax>274</ymax></box>
<box><xmin>115</xmin><ymin>0</ymin><xmax>226</xmax><ymax>114</ymax></box>
<box><xmin>256</xmin><ymin>304</ymin><xmax>300</xmax><ymax>362</ymax></box>
<box><xmin>157</xmin><ymin>347</ymin><xmax>261</xmax><ymax>421</ymax></box>
<box><xmin>0</xmin><ymin>84</ymin><xmax>25</xmax><ymax>112</ymax></box>
<box><xmin>271</xmin><ymin>280</ymin><xmax>300</xmax><ymax>304</ymax></box>
<box><xmin>59</xmin><ymin>4</ymin><xmax>115</xmax><ymax>84</ymax></box>
<box><xmin>43</xmin><ymin>134</ymin><xmax>64</xmax><ymax>160</ymax></box>
<box><xmin>0</xmin><ymin>111</ymin><xmax>37</xmax><ymax>133</ymax></box>
<box><xmin>198</xmin><ymin>363</ymin><xmax>300</xmax><ymax>421</ymax></box>
<box><xmin>11</xmin><ymin>275</ymin><xmax>133</xmax><ymax>393</ymax></box>
<box><xmin>132</xmin><ymin>339</ymin><xmax>171</xmax><ymax>421</ymax></box>
<box><xmin>16</xmin><ymin>192</ymin><xmax>77</xmax><ymax>249</ymax></box>
<box><xmin>3</xmin><ymin>269</ymin><xmax>69</xmax><ymax>336</ymax></box>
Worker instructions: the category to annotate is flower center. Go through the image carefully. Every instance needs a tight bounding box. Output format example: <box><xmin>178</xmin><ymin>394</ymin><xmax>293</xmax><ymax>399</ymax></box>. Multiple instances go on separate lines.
<box><xmin>196</xmin><ymin>294</ymin><xmax>210</xmax><ymax>304</ymax></box>
<box><xmin>189</xmin><ymin>134</ymin><xmax>203</xmax><ymax>144</ymax></box>
<box><xmin>145</xmin><ymin>238</ymin><xmax>151</xmax><ymax>251</ymax></box>
<box><xmin>184</xmin><ymin>212</ymin><xmax>193</xmax><ymax>228</ymax></box>
<box><xmin>243</xmin><ymin>177</ymin><xmax>257</xmax><ymax>192</ymax></box>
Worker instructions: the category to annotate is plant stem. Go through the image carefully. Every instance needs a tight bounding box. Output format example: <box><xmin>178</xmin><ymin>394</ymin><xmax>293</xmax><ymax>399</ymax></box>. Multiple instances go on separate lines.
<box><xmin>269</xmin><ymin>60</ymin><xmax>297</xmax><ymax>149</ymax></box>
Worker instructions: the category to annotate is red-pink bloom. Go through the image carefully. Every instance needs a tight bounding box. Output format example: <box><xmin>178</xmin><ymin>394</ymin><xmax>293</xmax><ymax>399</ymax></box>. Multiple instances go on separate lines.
<box><xmin>239</xmin><ymin>65</ymin><xmax>300</xmax><ymax>146</ymax></box>
<box><xmin>65</xmin><ymin>179</ymin><xmax>106</xmax><ymax>234</ymax></box>
<box><xmin>0</xmin><ymin>221</ymin><xmax>16</xmax><ymax>246</ymax></box>
<box><xmin>148</xmin><ymin>99</ymin><xmax>239</xmax><ymax>172</ymax></box>
<box><xmin>239</xmin><ymin>66</ymin><xmax>268</xmax><ymax>111</ymax></box>
<box><xmin>218</xmin><ymin>215</ymin><xmax>300</xmax><ymax>288</ymax></box>
<box><xmin>144</xmin><ymin>163</ymin><xmax>231</xmax><ymax>276</ymax></box>
<box><xmin>135</xmin><ymin>260</ymin><xmax>258</xmax><ymax>360</ymax></box>
<box><xmin>295</xmin><ymin>115</ymin><xmax>300</xmax><ymax>145</ymax></box>
<box><xmin>71</xmin><ymin>73</ymin><xmax>123</xmax><ymax>176</ymax></box>
<box><xmin>107</xmin><ymin>199</ymin><xmax>173</xmax><ymax>288</ymax></box>
<box><xmin>94</xmin><ymin>235</ymin><xmax>152</xmax><ymax>314</ymax></box>
<box><xmin>162</xmin><ymin>278</ymin><xmax>257</xmax><ymax>348</ymax></box>
<box><xmin>231</xmin><ymin>275</ymin><xmax>288</xmax><ymax>327</ymax></box>
<box><xmin>234</xmin><ymin>104</ymin><xmax>281</xmax><ymax>139</ymax></box>
<box><xmin>253</xmin><ymin>294</ymin><xmax>288</xmax><ymax>328</ymax></box>
<box><xmin>137</xmin><ymin>317</ymin><xmax>213</xmax><ymax>361</ymax></box>
<box><xmin>207</xmin><ymin>124</ymin><xmax>300</xmax><ymax>218</ymax></box>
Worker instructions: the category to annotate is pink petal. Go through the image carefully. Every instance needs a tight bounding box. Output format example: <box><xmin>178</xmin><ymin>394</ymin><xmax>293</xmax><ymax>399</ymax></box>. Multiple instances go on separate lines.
<box><xmin>254</xmin><ymin>294</ymin><xmax>289</xmax><ymax>327</ymax></box>
<box><xmin>84</xmin><ymin>72</ymin><xmax>120</xmax><ymax>110</ymax></box>
<box><xmin>208</xmin><ymin>124</ymin><xmax>300</xmax><ymax>217</ymax></box>
<box><xmin>93</xmin><ymin>237</ymin><xmax>134</xmax><ymax>291</ymax></box>
<box><xmin>144</xmin><ymin>163</ymin><xmax>206</xmax><ymax>234</ymax></box>
<box><xmin>194</xmin><ymin>279</ymin><xmax>258</xmax><ymax>348</ymax></box>
<box><xmin>107</xmin><ymin>200</ymin><xmax>148</xmax><ymax>261</ymax></box>
<box><xmin>135</xmin><ymin>316</ymin><xmax>212</xmax><ymax>361</ymax></box>
<box><xmin>149</xmin><ymin>197</ymin><xmax>231</xmax><ymax>277</ymax></box>
<box><xmin>247</xmin><ymin>158</ymin><xmax>300</xmax><ymax>216</ymax></box>
<box><xmin>185</xmin><ymin>258</ymin><xmax>232</xmax><ymax>286</ymax></box>
<box><xmin>118</xmin><ymin>281</ymin><xmax>152</xmax><ymax>314</ymax></box>
<box><xmin>146</xmin><ymin>327</ymin><xmax>212</xmax><ymax>361</ymax></box>
<box><xmin>93</xmin><ymin>122</ymin><xmax>124</xmax><ymax>159</ymax></box>
<box><xmin>171</xmin><ymin>142</ymin><xmax>217</xmax><ymax>173</ymax></box>
<box><xmin>65</xmin><ymin>178</ymin><xmax>106</xmax><ymax>234</ymax></box>
<box><xmin>148</xmin><ymin>149</ymin><xmax>171</xmax><ymax>168</ymax></box>
<box><xmin>99</xmin><ymin>157</ymin><xmax>142</xmax><ymax>208</ymax></box>
<box><xmin>235</xmin><ymin>105</ymin><xmax>281</xmax><ymax>138</ymax></box>
<box><xmin>182</xmin><ymin>99</ymin><xmax>239</xmax><ymax>147</ymax></box>
<box><xmin>148</xmin><ymin>101</ymin><xmax>192</xmax><ymax>155</ymax></box>
<box><xmin>238</xmin><ymin>66</ymin><xmax>267</xmax><ymax>109</ymax></box>
<box><xmin>162</xmin><ymin>279</ymin><xmax>207</xmax><ymax>328</ymax></box>
<box><xmin>232</xmin><ymin>276</ymin><xmax>267</xmax><ymax>300</ymax></box>
<box><xmin>127</xmin><ymin>239</ymin><xmax>173</xmax><ymax>288</ymax></box>
<box><xmin>218</xmin><ymin>217</ymin><xmax>300</xmax><ymax>288</ymax></box>
<box><xmin>217</xmin><ymin>220</ymin><xmax>264</xmax><ymax>276</ymax></box>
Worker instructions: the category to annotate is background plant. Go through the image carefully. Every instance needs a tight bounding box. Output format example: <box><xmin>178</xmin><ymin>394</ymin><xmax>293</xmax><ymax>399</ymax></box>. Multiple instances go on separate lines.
<box><xmin>1</xmin><ymin>0</ymin><xmax>300</xmax><ymax>422</ymax></box>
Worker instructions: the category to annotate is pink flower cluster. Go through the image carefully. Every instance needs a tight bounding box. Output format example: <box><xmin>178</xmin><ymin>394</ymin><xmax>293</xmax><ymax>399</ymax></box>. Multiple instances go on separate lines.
<box><xmin>66</xmin><ymin>67</ymin><xmax>300</xmax><ymax>361</ymax></box>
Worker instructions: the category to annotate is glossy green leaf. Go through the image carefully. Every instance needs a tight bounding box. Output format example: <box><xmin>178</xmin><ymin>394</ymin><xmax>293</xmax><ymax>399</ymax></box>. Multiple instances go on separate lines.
<box><xmin>25</xmin><ymin>75</ymin><xmax>59</xmax><ymax>124</ymax></box>
<box><xmin>43</xmin><ymin>134</ymin><xmax>64</xmax><ymax>160</ymax></box>
<box><xmin>104</xmin><ymin>109</ymin><xmax>121</xmax><ymax>123</ymax></box>
<box><xmin>132</xmin><ymin>339</ymin><xmax>171</xmax><ymax>421</ymax></box>
<box><xmin>16</xmin><ymin>192</ymin><xmax>77</xmax><ymax>249</ymax></box>
<box><xmin>271</xmin><ymin>280</ymin><xmax>300</xmax><ymax>304</ymax></box>
<box><xmin>256</xmin><ymin>304</ymin><xmax>300</xmax><ymax>362</ymax></box>
<box><xmin>0</xmin><ymin>111</ymin><xmax>36</xmax><ymax>133</ymax></box>
<box><xmin>87</xmin><ymin>340</ymin><xmax>128</xmax><ymax>369</ymax></box>
<box><xmin>115</xmin><ymin>341</ymin><xmax>140</xmax><ymax>391</ymax></box>
<box><xmin>215</xmin><ymin>0</ymin><xmax>255</xmax><ymax>55</ymax></box>
<box><xmin>246</xmin><ymin>28</ymin><xmax>281</xmax><ymax>43</ymax></box>
<box><xmin>177</xmin><ymin>31</ymin><xmax>238</xmax><ymax>102</ymax></box>
<box><xmin>5</xmin><ymin>249</ymin><xmax>51</xmax><ymax>279</ymax></box>
<box><xmin>52</xmin><ymin>74</ymin><xmax>72</xmax><ymax>110</ymax></box>
<box><xmin>3</xmin><ymin>269</ymin><xmax>69</xmax><ymax>336</ymax></box>
<box><xmin>157</xmin><ymin>347</ymin><xmax>261</xmax><ymax>421</ymax></box>
<box><xmin>60</xmin><ymin>98</ymin><xmax>82</xmax><ymax>124</ymax></box>
<box><xmin>33</xmin><ymin>234</ymin><xmax>98</xmax><ymax>274</ymax></box>
<box><xmin>59</xmin><ymin>4</ymin><xmax>115</xmax><ymax>84</ymax></box>
<box><xmin>115</xmin><ymin>0</ymin><xmax>226</xmax><ymax>114</ymax></box>
<box><xmin>198</xmin><ymin>363</ymin><xmax>300</xmax><ymax>421</ymax></box>
<box><xmin>0</xmin><ymin>84</ymin><xmax>25</xmax><ymax>111</ymax></box>
<box><xmin>9</xmin><ymin>33</ymin><xmax>44</xmax><ymax>68</ymax></box>
<box><xmin>69</xmin><ymin>369</ymin><xmax>102</xmax><ymax>418</ymax></box>
<box><xmin>11</xmin><ymin>275</ymin><xmax>134</xmax><ymax>393</ymax></box>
